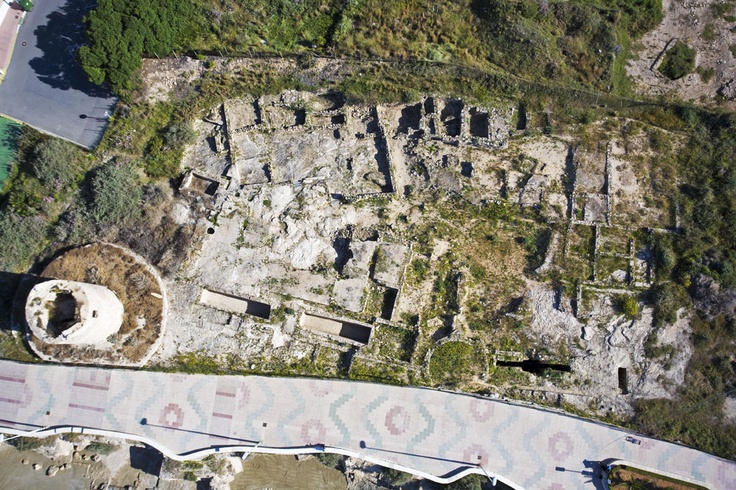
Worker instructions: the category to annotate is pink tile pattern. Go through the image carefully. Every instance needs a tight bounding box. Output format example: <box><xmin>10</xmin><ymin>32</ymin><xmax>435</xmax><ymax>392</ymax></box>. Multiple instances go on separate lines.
<box><xmin>159</xmin><ymin>403</ymin><xmax>185</xmax><ymax>429</ymax></box>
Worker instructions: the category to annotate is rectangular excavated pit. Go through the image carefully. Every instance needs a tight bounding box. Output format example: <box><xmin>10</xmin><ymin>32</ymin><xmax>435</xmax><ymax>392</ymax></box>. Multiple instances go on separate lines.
<box><xmin>199</xmin><ymin>289</ymin><xmax>271</xmax><ymax>319</ymax></box>
<box><xmin>469</xmin><ymin>108</ymin><xmax>490</xmax><ymax>138</ymax></box>
<box><xmin>301</xmin><ymin>313</ymin><xmax>372</xmax><ymax>344</ymax></box>
<box><xmin>182</xmin><ymin>173</ymin><xmax>220</xmax><ymax>196</ymax></box>
<box><xmin>441</xmin><ymin>99</ymin><xmax>463</xmax><ymax>137</ymax></box>
<box><xmin>618</xmin><ymin>367</ymin><xmax>629</xmax><ymax>394</ymax></box>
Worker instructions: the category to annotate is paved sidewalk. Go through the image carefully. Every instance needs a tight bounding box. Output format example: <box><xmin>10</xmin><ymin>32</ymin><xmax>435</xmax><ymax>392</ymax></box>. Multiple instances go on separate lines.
<box><xmin>0</xmin><ymin>2</ymin><xmax>22</xmax><ymax>78</ymax></box>
<box><xmin>0</xmin><ymin>360</ymin><xmax>734</xmax><ymax>489</ymax></box>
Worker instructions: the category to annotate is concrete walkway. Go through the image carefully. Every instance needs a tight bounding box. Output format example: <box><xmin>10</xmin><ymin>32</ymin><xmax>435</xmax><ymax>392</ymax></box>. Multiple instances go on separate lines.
<box><xmin>0</xmin><ymin>2</ymin><xmax>22</xmax><ymax>79</ymax></box>
<box><xmin>0</xmin><ymin>360</ymin><xmax>733</xmax><ymax>489</ymax></box>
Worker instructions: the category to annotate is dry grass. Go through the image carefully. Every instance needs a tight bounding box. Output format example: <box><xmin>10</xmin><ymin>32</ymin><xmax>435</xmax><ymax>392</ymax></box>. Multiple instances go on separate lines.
<box><xmin>34</xmin><ymin>243</ymin><xmax>164</xmax><ymax>363</ymax></box>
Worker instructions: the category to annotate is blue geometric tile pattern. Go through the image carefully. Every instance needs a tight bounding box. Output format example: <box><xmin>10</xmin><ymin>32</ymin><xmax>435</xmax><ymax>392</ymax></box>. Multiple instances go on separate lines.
<box><xmin>0</xmin><ymin>359</ymin><xmax>732</xmax><ymax>489</ymax></box>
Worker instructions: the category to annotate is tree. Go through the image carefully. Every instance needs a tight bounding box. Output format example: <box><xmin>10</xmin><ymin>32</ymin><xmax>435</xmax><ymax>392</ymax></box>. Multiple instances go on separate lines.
<box><xmin>658</xmin><ymin>41</ymin><xmax>696</xmax><ymax>80</ymax></box>
<box><xmin>79</xmin><ymin>0</ymin><xmax>199</xmax><ymax>93</ymax></box>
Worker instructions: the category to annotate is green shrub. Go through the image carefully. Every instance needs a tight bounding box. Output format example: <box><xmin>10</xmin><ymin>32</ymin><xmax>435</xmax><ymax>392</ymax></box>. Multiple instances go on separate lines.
<box><xmin>85</xmin><ymin>441</ymin><xmax>117</xmax><ymax>455</ymax></box>
<box><xmin>7</xmin><ymin>436</ymin><xmax>44</xmax><ymax>452</ymax></box>
<box><xmin>445</xmin><ymin>473</ymin><xmax>486</xmax><ymax>490</ymax></box>
<box><xmin>651</xmin><ymin>282</ymin><xmax>690</xmax><ymax>327</ymax></box>
<box><xmin>0</xmin><ymin>211</ymin><xmax>47</xmax><ymax>271</ymax></box>
<box><xmin>6</xmin><ymin>173</ymin><xmax>45</xmax><ymax>216</ymax></box>
<box><xmin>658</xmin><ymin>41</ymin><xmax>696</xmax><ymax>80</ymax></box>
<box><xmin>89</xmin><ymin>158</ymin><xmax>142</xmax><ymax>226</ymax></box>
<box><xmin>381</xmin><ymin>467</ymin><xmax>412</xmax><ymax>485</ymax></box>
<box><xmin>616</xmin><ymin>294</ymin><xmax>639</xmax><ymax>319</ymax></box>
<box><xmin>30</xmin><ymin>139</ymin><xmax>81</xmax><ymax>190</ymax></box>
<box><xmin>143</xmin><ymin>120</ymin><xmax>196</xmax><ymax>178</ymax></box>
<box><xmin>79</xmin><ymin>0</ymin><xmax>200</xmax><ymax>93</ymax></box>
<box><xmin>696</xmin><ymin>66</ymin><xmax>715</xmax><ymax>83</ymax></box>
<box><xmin>183</xmin><ymin>460</ymin><xmax>204</xmax><ymax>470</ymax></box>
<box><xmin>316</xmin><ymin>452</ymin><xmax>342</xmax><ymax>469</ymax></box>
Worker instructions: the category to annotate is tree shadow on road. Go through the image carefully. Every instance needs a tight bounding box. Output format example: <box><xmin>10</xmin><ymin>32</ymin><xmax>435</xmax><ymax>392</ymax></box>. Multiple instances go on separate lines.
<box><xmin>28</xmin><ymin>0</ymin><xmax>112</xmax><ymax>97</ymax></box>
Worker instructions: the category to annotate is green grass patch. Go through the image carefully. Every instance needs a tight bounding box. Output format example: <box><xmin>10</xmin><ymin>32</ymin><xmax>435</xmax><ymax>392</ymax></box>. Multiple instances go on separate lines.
<box><xmin>349</xmin><ymin>357</ymin><xmax>408</xmax><ymax>385</ymax></box>
<box><xmin>608</xmin><ymin>465</ymin><xmax>708</xmax><ymax>490</ymax></box>
<box><xmin>429</xmin><ymin>341</ymin><xmax>484</xmax><ymax>385</ymax></box>
<box><xmin>0</xmin><ymin>117</ymin><xmax>21</xmax><ymax>189</ymax></box>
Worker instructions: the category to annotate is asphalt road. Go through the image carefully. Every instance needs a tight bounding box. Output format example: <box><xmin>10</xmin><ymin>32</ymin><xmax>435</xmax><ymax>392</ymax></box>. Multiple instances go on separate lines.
<box><xmin>0</xmin><ymin>0</ymin><xmax>117</xmax><ymax>148</ymax></box>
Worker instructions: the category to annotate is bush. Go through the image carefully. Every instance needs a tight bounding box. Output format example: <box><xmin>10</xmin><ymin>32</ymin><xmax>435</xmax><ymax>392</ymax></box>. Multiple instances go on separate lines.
<box><xmin>144</xmin><ymin>120</ymin><xmax>196</xmax><ymax>178</ymax></box>
<box><xmin>85</xmin><ymin>441</ymin><xmax>117</xmax><ymax>455</ymax></box>
<box><xmin>89</xmin><ymin>158</ymin><xmax>142</xmax><ymax>226</ymax></box>
<box><xmin>6</xmin><ymin>436</ymin><xmax>44</xmax><ymax>452</ymax></box>
<box><xmin>79</xmin><ymin>0</ymin><xmax>200</xmax><ymax>93</ymax></box>
<box><xmin>651</xmin><ymin>282</ymin><xmax>690</xmax><ymax>327</ymax></box>
<box><xmin>616</xmin><ymin>294</ymin><xmax>639</xmax><ymax>319</ymax></box>
<box><xmin>0</xmin><ymin>211</ymin><xmax>47</xmax><ymax>271</ymax></box>
<box><xmin>6</xmin><ymin>173</ymin><xmax>45</xmax><ymax>216</ymax></box>
<box><xmin>445</xmin><ymin>473</ymin><xmax>486</xmax><ymax>490</ymax></box>
<box><xmin>30</xmin><ymin>139</ymin><xmax>81</xmax><ymax>190</ymax></box>
<box><xmin>658</xmin><ymin>41</ymin><xmax>696</xmax><ymax>80</ymax></box>
<box><xmin>315</xmin><ymin>452</ymin><xmax>342</xmax><ymax>469</ymax></box>
<box><xmin>381</xmin><ymin>467</ymin><xmax>412</xmax><ymax>485</ymax></box>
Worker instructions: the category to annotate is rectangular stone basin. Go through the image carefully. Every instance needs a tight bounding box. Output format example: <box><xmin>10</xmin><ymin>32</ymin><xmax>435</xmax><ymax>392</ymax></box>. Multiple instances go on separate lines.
<box><xmin>301</xmin><ymin>313</ymin><xmax>372</xmax><ymax>344</ymax></box>
<box><xmin>199</xmin><ymin>289</ymin><xmax>271</xmax><ymax>319</ymax></box>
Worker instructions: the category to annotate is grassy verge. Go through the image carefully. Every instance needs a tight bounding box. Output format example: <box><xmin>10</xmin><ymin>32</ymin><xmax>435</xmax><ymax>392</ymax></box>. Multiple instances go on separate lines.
<box><xmin>0</xmin><ymin>117</ymin><xmax>21</xmax><ymax>189</ymax></box>
<box><xmin>608</xmin><ymin>465</ymin><xmax>708</xmax><ymax>490</ymax></box>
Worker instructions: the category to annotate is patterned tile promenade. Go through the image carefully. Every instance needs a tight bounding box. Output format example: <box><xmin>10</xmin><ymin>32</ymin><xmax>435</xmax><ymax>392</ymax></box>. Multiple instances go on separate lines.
<box><xmin>0</xmin><ymin>359</ymin><xmax>733</xmax><ymax>489</ymax></box>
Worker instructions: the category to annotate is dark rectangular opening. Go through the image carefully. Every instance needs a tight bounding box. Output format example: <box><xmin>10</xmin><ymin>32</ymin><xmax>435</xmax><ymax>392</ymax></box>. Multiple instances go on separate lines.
<box><xmin>294</xmin><ymin>108</ymin><xmax>306</xmax><ymax>126</ymax></box>
<box><xmin>380</xmin><ymin>287</ymin><xmax>398</xmax><ymax>320</ymax></box>
<box><xmin>441</xmin><ymin>99</ymin><xmax>463</xmax><ymax>137</ymax></box>
<box><xmin>398</xmin><ymin>103</ymin><xmax>422</xmax><ymax>133</ymax></box>
<box><xmin>618</xmin><ymin>367</ymin><xmax>629</xmax><ymax>394</ymax></box>
<box><xmin>424</xmin><ymin>97</ymin><xmax>435</xmax><ymax>114</ymax></box>
<box><xmin>338</xmin><ymin>322</ymin><xmax>372</xmax><ymax>344</ymax></box>
<box><xmin>245</xmin><ymin>299</ymin><xmax>271</xmax><ymax>319</ymax></box>
<box><xmin>373</xmin><ymin>136</ymin><xmax>394</xmax><ymax>193</ymax></box>
<box><xmin>331</xmin><ymin>114</ymin><xmax>345</xmax><ymax>124</ymax></box>
<box><xmin>469</xmin><ymin>109</ymin><xmax>489</xmax><ymax>138</ymax></box>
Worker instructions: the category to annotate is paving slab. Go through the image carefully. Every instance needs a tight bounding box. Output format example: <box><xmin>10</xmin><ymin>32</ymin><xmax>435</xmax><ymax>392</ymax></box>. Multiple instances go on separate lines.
<box><xmin>0</xmin><ymin>359</ymin><xmax>733</xmax><ymax>489</ymax></box>
<box><xmin>0</xmin><ymin>0</ymin><xmax>117</xmax><ymax>148</ymax></box>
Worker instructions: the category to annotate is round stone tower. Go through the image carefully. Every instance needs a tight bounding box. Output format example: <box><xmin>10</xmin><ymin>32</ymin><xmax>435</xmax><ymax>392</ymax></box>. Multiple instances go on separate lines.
<box><xmin>25</xmin><ymin>279</ymin><xmax>124</xmax><ymax>345</ymax></box>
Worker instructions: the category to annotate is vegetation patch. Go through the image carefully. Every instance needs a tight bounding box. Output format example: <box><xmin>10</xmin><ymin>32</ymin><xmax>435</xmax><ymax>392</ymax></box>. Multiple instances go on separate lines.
<box><xmin>658</xmin><ymin>41</ymin><xmax>696</xmax><ymax>80</ymax></box>
<box><xmin>79</xmin><ymin>0</ymin><xmax>202</xmax><ymax>92</ymax></box>
<box><xmin>0</xmin><ymin>117</ymin><xmax>21</xmax><ymax>189</ymax></box>
<box><xmin>85</xmin><ymin>441</ymin><xmax>118</xmax><ymax>455</ymax></box>
<box><xmin>429</xmin><ymin>341</ymin><xmax>483</xmax><ymax>385</ymax></box>
<box><xmin>607</xmin><ymin>465</ymin><xmax>708</xmax><ymax>490</ymax></box>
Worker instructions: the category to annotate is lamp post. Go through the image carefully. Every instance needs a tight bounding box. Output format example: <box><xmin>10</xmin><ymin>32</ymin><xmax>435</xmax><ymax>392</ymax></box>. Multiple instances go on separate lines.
<box><xmin>478</xmin><ymin>464</ymin><xmax>497</xmax><ymax>487</ymax></box>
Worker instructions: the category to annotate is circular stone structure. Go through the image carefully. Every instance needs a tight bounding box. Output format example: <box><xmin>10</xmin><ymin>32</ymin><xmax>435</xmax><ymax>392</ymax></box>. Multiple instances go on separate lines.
<box><xmin>18</xmin><ymin>242</ymin><xmax>167</xmax><ymax>366</ymax></box>
<box><xmin>25</xmin><ymin>280</ymin><xmax>124</xmax><ymax>345</ymax></box>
